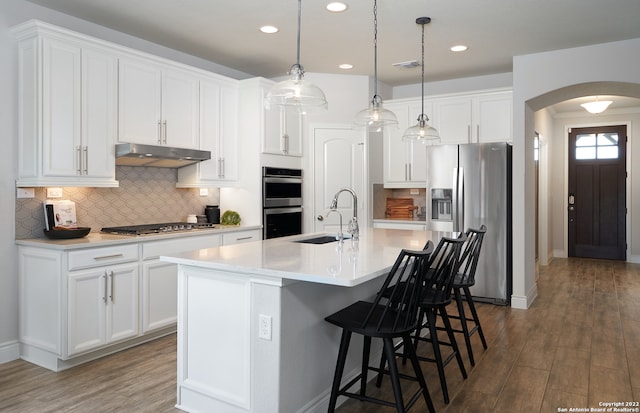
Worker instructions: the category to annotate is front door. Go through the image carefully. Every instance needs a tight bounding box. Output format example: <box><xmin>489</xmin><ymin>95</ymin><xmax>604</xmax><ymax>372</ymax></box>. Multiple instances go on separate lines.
<box><xmin>568</xmin><ymin>125</ymin><xmax>626</xmax><ymax>260</ymax></box>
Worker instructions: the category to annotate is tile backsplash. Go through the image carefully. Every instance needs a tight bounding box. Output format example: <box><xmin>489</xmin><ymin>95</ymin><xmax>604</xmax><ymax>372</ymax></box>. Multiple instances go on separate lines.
<box><xmin>15</xmin><ymin>166</ymin><xmax>220</xmax><ymax>239</ymax></box>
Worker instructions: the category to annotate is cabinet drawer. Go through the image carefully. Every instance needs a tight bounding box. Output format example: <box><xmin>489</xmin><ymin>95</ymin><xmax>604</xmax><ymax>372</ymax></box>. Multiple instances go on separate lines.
<box><xmin>68</xmin><ymin>244</ymin><xmax>139</xmax><ymax>271</ymax></box>
<box><xmin>221</xmin><ymin>229</ymin><xmax>262</xmax><ymax>245</ymax></box>
<box><xmin>142</xmin><ymin>234</ymin><xmax>221</xmax><ymax>260</ymax></box>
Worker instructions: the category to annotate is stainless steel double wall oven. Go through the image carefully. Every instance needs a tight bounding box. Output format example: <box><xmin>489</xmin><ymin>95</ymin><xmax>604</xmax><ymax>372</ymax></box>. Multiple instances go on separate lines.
<box><xmin>262</xmin><ymin>167</ymin><xmax>303</xmax><ymax>239</ymax></box>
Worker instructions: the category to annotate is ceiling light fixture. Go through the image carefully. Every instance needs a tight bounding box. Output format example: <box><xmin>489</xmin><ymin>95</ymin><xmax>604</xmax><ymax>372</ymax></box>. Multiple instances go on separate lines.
<box><xmin>265</xmin><ymin>0</ymin><xmax>328</xmax><ymax>112</ymax></box>
<box><xmin>580</xmin><ymin>97</ymin><xmax>613</xmax><ymax>114</ymax></box>
<box><xmin>260</xmin><ymin>25</ymin><xmax>279</xmax><ymax>34</ymax></box>
<box><xmin>403</xmin><ymin>17</ymin><xmax>440</xmax><ymax>144</ymax></box>
<box><xmin>339</xmin><ymin>63</ymin><xmax>353</xmax><ymax>69</ymax></box>
<box><xmin>450</xmin><ymin>45</ymin><xmax>467</xmax><ymax>52</ymax></box>
<box><xmin>326</xmin><ymin>2</ymin><xmax>348</xmax><ymax>12</ymax></box>
<box><xmin>354</xmin><ymin>0</ymin><xmax>398</xmax><ymax>130</ymax></box>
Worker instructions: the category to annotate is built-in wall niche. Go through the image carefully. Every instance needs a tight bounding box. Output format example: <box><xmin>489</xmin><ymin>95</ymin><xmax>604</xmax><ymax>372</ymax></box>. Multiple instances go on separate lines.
<box><xmin>372</xmin><ymin>184</ymin><xmax>426</xmax><ymax>220</ymax></box>
<box><xmin>15</xmin><ymin>166</ymin><xmax>221</xmax><ymax>239</ymax></box>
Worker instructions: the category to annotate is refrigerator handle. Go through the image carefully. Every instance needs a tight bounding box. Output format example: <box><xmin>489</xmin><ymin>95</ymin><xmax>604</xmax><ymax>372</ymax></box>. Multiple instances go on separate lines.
<box><xmin>452</xmin><ymin>167</ymin><xmax>464</xmax><ymax>233</ymax></box>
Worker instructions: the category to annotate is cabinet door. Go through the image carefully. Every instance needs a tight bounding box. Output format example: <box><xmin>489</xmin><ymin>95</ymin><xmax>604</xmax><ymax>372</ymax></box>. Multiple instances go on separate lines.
<box><xmin>195</xmin><ymin>79</ymin><xmax>221</xmax><ymax>181</ymax></box>
<box><xmin>432</xmin><ymin>96</ymin><xmax>472</xmax><ymax>144</ymax></box>
<box><xmin>162</xmin><ymin>68</ymin><xmax>199</xmax><ymax>149</ymax></box>
<box><xmin>142</xmin><ymin>261</ymin><xmax>177</xmax><ymax>333</ymax></box>
<box><xmin>118</xmin><ymin>57</ymin><xmax>162</xmax><ymax>145</ymax></box>
<box><xmin>383</xmin><ymin>104</ymin><xmax>411</xmax><ymax>186</ymax></box>
<box><xmin>82</xmin><ymin>46</ymin><xmax>117</xmax><ymax>179</ymax></box>
<box><xmin>263</xmin><ymin>106</ymin><xmax>302</xmax><ymax>156</ymax></box>
<box><xmin>42</xmin><ymin>37</ymin><xmax>81</xmax><ymax>177</ymax></box>
<box><xmin>218</xmin><ymin>83</ymin><xmax>239</xmax><ymax>181</ymax></box>
<box><xmin>106</xmin><ymin>264</ymin><xmax>139</xmax><ymax>343</ymax></box>
<box><xmin>67</xmin><ymin>269</ymin><xmax>107</xmax><ymax>355</ymax></box>
<box><xmin>473</xmin><ymin>91</ymin><xmax>512</xmax><ymax>143</ymax></box>
<box><xmin>406</xmin><ymin>102</ymin><xmax>428</xmax><ymax>184</ymax></box>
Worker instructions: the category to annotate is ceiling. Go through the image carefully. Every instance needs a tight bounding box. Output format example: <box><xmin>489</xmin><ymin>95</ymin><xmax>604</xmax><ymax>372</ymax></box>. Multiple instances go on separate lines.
<box><xmin>25</xmin><ymin>0</ymin><xmax>640</xmax><ymax>112</ymax></box>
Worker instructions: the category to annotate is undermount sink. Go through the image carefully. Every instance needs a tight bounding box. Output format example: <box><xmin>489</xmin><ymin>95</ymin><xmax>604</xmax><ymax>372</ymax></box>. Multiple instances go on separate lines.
<box><xmin>294</xmin><ymin>235</ymin><xmax>341</xmax><ymax>244</ymax></box>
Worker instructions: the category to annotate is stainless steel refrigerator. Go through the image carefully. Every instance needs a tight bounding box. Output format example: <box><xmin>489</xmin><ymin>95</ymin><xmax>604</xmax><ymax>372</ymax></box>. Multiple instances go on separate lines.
<box><xmin>426</xmin><ymin>142</ymin><xmax>512</xmax><ymax>305</ymax></box>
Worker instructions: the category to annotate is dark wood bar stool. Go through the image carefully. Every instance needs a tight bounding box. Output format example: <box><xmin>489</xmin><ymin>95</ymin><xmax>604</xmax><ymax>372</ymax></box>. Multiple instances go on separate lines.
<box><xmin>411</xmin><ymin>234</ymin><xmax>469</xmax><ymax>404</ymax></box>
<box><xmin>448</xmin><ymin>225</ymin><xmax>488</xmax><ymax>367</ymax></box>
<box><xmin>325</xmin><ymin>243</ymin><xmax>436</xmax><ymax>413</ymax></box>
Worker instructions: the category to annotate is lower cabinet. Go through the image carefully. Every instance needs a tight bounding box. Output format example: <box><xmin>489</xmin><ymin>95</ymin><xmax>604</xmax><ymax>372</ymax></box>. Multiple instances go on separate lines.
<box><xmin>67</xmin><ymin>263</ymin><xmax>139</xmax><ymax>355</ymax></box>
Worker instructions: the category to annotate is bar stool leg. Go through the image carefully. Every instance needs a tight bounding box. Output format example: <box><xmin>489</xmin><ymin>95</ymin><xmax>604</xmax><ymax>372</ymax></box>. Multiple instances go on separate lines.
<box><xmin>464</xmin><ymin>286</ymin><xmax>488</xmax><ymax>349</ymax></box>
<box><xmin>382</xmin><ymin>337</ymin><xmax>406</xmax><ymax>413</ymax></box>
<box><xmin>328</xmin><ymin>330</ymin><xmax>352</xmax><ymax>413</ymax></box>
<box><xmin>455</xmin><ymin>287</ymin><xmax>476</xmax><ymax>366</ymax></box>
<box><xmin>360</xmin><ymin>336</ymin><xmax>371</xmax><ymax>397</ymax></box>
<box><xmin>440</xmin><ymin>307</ymin><xmax>468</xmax><ymax>379</ymax></box>
<box><xmin>403</xmin><ymin>334</ymin><xmax>436</xmax><ymax>413</ymax></box>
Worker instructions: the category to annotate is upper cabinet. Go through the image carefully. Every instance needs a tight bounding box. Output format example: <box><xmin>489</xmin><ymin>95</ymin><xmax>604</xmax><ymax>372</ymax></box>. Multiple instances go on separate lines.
<box><xmin>177</xmin><ymin>77</ymin><xmax>239</xmax><ymax>186</ymax></box>
<box><xmin>118</xmin><ymin>57</ymin><xmax>199</xmax><ymax>149</ymax></box>
<box><xmin>383</xmin><ymin>101</ymin><xmax>430</xmax><ymax>188</ymax></box>
<box><xmin>263</xmin><ymin>102</ymin><xmax>303</xmax><ymax>156</ymax></box>
<box><xmin>13</xmin><ymin>21</ymin><xmax>119</xmax><ymax>187</ymax></box>
<box><xmin>431</xmin><ymin>89</ymin><xmax>512</xmax><ymax>144</ymax></box>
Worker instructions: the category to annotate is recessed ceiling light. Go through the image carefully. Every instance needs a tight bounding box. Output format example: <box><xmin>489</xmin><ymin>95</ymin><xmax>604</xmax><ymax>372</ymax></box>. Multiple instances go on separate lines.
<box><xmin>260</xmin><ymin>25</ymin><xmax>279</xmax><ymax>34</ymax></box>
<box><xmin>450</xmin><ymin>45</ymin><xmax>468</xmax><ymax>52</ymax></box>
<box><xmin>339</xmin><ymin>63</ymin><xmax>353</xmax><ymax>70</ymax></box>
<box><xmin>326</xmin><ymin>2</ymin><xmax>348</xmax><ymax>12</ymax></box>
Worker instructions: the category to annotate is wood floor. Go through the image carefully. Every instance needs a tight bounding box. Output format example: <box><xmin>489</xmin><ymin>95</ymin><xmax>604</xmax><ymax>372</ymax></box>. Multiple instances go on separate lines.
<box><xmin>1</xmin><ymin>257</ymin><xmax>639</xmax><ymax>413</ymax></box>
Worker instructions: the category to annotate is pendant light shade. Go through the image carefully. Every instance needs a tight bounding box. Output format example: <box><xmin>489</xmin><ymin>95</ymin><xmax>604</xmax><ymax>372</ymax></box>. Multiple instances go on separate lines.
<box><xmin>580</xmin><ymin>97</ymin><xmax>612</xmax><ymax>114</ymax></box>
<box><xmin>265</xmin><ymin>0</ymin><xmax>327</xmax><ymax>112</ymax></box>
<box><xmin>353</xmin><ymin>0</ymin><xmax>398</xmax><ymax>130</ymax></box>
<box><xmin>403</xmin><ymin>17</ymin><xmax>440</xmax><ymax>145</ymax></box>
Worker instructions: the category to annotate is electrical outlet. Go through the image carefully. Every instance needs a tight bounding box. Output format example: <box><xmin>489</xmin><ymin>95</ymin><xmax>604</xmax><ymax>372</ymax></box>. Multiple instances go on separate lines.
<box><xmin>410</xmin><ymin>188</ymin><xmax>420</xmax><ymax>195</ymax></box>
<box><xmin>258</xmin><ymin>314</ymin><xmax>272</xmax><ymax>341</ymax></box>
<box><xmin>16</xmin><ymin>188</ymin><xmax>35</xmax><ymax>198</ymax></box>
<box><xmin>47</xmin><ymin>187</ymin><xmax>63</xmax><ymax>198</ymax></box>
<box><xmin>199</xmin><ymin>188</ymin><xmax>208</xmax><ymax>196</ymax></box>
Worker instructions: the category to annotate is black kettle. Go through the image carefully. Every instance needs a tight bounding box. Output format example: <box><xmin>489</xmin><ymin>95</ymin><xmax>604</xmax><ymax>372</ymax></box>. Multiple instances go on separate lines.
<box><xmin>205</xmin><ymin>205</ymin><xmax>220</xmax><ymax>224</ymax></box>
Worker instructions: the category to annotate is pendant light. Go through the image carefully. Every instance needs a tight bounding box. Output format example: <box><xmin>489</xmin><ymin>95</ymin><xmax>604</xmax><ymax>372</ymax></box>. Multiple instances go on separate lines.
<box><xmin>353</xmin><ymin>0</ymin><xmax>398</xmax><ymax>130</ymax></box>
<box><xmin>402</xmin><ymin>17</ymin><xmax>440</xmax><ymax>144</ymax></box>
<box><xmin>580</xmin><ymin>97</ymin><xmax>612</xmax><ymax>114</ymax></box>
<box><xmin>265</xmin><ymin>0</ymin><xmax>328</xmax><ymax>112</ymax></box>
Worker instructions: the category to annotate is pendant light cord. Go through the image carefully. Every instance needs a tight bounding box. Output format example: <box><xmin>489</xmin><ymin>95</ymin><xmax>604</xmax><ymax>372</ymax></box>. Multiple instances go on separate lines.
<box><xmin>373</xmin><ymin>0</ymin><xmax>378</xmax><ymax>99</ymax></box>
<box><xmin>420</xmin><ymin>20</ymin><xmax>425</xmax><ymax>118</ymax></box>
<box><xmin>296</xmin><ymin>0</ymin><xmax>302</xmax><ymax>68</ymax></box>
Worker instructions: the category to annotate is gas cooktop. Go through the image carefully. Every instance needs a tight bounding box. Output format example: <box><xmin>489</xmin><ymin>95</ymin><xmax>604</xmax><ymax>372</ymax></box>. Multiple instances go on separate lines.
<box><xmin>101</xmin><ymin>222</ymin><xmax>216</xmax><ymax>236</ymax></box>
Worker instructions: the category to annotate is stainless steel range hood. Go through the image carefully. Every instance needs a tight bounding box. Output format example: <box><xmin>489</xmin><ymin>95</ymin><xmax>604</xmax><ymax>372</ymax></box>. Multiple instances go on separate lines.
<box><xmin>115</xmin><ymin>143</ymin><xmax>211</xmax><ymax>168</ymax></box>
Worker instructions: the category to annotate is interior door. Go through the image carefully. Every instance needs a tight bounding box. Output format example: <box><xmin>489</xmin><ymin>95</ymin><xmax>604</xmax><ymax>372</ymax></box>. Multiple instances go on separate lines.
<box><xmin>568</xmin><ymin>125</ymin><xmax>626</xmax><ymax>260</ymax></box>
<box><xmin>313</xmin><ymin>127</ymin><xmax>365</xmax><ymax>234</ymax></box>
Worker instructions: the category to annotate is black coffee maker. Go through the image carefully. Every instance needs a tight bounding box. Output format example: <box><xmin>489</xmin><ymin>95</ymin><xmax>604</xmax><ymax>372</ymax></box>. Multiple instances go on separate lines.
<box><xmin>205</xmin><ymin>205</ymin><xmax>220</xmax><ymax>224</ymax></box>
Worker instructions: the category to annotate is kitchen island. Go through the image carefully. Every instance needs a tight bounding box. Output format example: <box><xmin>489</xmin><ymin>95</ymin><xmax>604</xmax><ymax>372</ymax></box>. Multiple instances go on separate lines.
<box><xmin>160</xmin><ymin>228</ymin><xmax>429</xmax><ymax>413</ymax></box>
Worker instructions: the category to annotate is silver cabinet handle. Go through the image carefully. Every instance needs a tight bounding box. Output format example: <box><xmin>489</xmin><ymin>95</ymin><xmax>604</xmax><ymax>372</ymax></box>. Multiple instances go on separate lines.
<box><xmin>93</xmin><ymin>253</ymin><xmax>124</xmax><ymax>261</ymax></box>
<box><xmin>236</xmin><ymin>236</ymin><xmax>253</xmax><ymax>241</ymax></box>
<box><xmin>408</xmin><ymin>163</ymin><xmax>412</xmax><ymax>181</ymax></box>
<box><xmin>109</xmin><ymin>270</ymin><xmax>114</xmax><ymax>302</ymax></box>
<box><xmin>83</xmin><ymin>146</ymin><xmax>88</xmax><ymax>175</ymax></box>
<box><xmin>162</xmin><ymin>120</ymin><xmax>167</xmax><ymax>144</ymax></box>
<box><xmin>468</xmin><ymin>125</ymin><xmax>471</xmax><ymax>143</ymax></box>
<box><xmin>103</xmin><ymin>271</ymin><xmax>108</xmax><ymax>303</ymax></box>
<box><xmin>157</xmin><ymin>121</ymin><xmax>162</xmax><ymax>144</ymax></box>
<box><xmin>220</xmin><ymin>157</ymin><xmax>225</xmax><ymax>179</ymax></box>
<box><xmin>76</xmin><ymin>146</ymin><xmax>82</xmax><ymax>175</ymax></box>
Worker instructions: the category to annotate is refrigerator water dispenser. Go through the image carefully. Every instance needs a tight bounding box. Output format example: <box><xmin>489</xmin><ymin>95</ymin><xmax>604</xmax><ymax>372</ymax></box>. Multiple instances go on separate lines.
<box><xmin>431</xmin><ymin>188</ymin><xmax>452</xmax><ymax>221</ymax></box>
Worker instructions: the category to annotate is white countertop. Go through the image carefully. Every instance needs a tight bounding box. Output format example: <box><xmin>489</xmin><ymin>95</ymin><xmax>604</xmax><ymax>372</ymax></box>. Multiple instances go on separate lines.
<box><xmin>160</xmin><ymin>228</ymin><xmax>430</xmax><ymax>287</ymax></box>
<box><xmin>15</xmin><ymin>225</ymin><xmax>262</xmax><ymax>250</ymax></box>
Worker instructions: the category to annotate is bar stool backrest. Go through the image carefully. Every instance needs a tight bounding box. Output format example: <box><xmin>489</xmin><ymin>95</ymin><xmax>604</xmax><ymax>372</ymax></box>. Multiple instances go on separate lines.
<box><xmin>424</xmin><ymin>235</ymin><xmax>467</xmax><ymax>299</ymax></box>
<box><xmin>361</xmin><ymin>241</ymin><xmax>434</xmax><ymax>332</ymax></box>
<box><xmin>457</xmin><ymin>225</ymin><xmax>487</xmax><ymax>286</ymax></box>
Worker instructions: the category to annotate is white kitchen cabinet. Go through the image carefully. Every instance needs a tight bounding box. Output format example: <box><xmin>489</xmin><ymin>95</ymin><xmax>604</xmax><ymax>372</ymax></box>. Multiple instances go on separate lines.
<box><xmin>431</xmin><ymin>90</ymin><xmax>512</xmax><ymax>144</ymax></box>
<box><xmin>118</xmin><ymin>56</ymin><xmax>199</xmax><ymax>149</ymax></box>
<box><xmin>13</xmin><ymin>21</ymin><xmax>118</xmax><ymax>187</ymax></box>
<box><xmin>382</xmin><ymin>101</ymin><xmax>429</xmax><ymax>188</ymax></box>
<box><xmin>221</xmin><ymin>228</ymin><xmax>262</xmax><ymax>245</ymax></box>
<box><xmin>67</xmin><ymin>262</ymin><xmax>139</xmax><ymax>356</ymax></box>
<box><xmin>372</xmin><ymin>220</ymin><xmax>427</xmax><ymax>230</ymax></box>
<box><xmin>141</xmin><ymin>233</ymin><xmax>222</xmax><ymax>333</ymax></box>
<box><xmin>176</xmin><ymin>78</ymin><xmax>239</xmax><ymax>186</ymax></box>
<box><xmin>264</xmin><ymin>104</ymin><xmax>303</xmax><ymax>156</ymax></box>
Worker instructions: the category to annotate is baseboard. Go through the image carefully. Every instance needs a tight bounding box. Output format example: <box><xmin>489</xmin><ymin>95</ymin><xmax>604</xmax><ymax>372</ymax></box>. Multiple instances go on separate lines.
<box><xmin>0</xmin><ymin>340</ymin><xmax>20</xmax><ymax>364</ymax></box>
<box><xmin>511</xmin><ymin>282</ymin><xmax>538</xmax><ymax>309</ymax></box>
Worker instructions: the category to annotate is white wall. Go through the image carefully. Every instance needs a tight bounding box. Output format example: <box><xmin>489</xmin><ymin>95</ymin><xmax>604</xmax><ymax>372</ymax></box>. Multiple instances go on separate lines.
<box><xmin>513</xmin><ymin>37</ymin><xmax>640</xmax><ymax>309</ymax></box>
<box><xmin>534</xmin><ymin>108</ymin><xmax>555</xmax><ymax>266</ymax></box>
<box><xmin>0</xmin><ymin>0</ymin><xmax>253</xmax><ymax>361</ymax></box>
